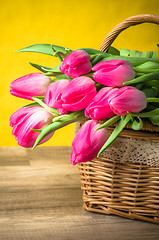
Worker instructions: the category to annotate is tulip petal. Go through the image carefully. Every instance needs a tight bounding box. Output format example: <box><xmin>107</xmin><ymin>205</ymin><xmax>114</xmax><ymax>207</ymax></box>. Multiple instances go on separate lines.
<box><xmin>60</xmin><ymin>50</ymin><xmax>92</xmax><ymax>78</ymax></box>
<box><xmin>92</xmin><ymin>59</ymin><xmax>130</xmax><ymax>71</ymax></box>
<box><xmin>108</xmin><ymin>86</ymin><xmax>147</xmax><ymax>116</ymax></box>
<box><xmin>61</xmin><ymin>77</ymin><xmax>96</xmax><ymax>111</ymax></box>
<box><xmin>10</xmin><ymin>106</ymin><xmax>54</xmax><ymax>148</ymax></box>
<box><xmin>71</xmin><ymin>120</ymin><xmax>109</xmax><ymax>165</ymax></box>
<box><xmin>84</xmin><ymin>87</ymin><xmax>116</xmax><ymax>120</ymax></box>
<box><xmin>10</xmin><ymin>73</ymin><xmax>51</xmax><ymax>100</ymax></box>
<box><xmin>92</xmin><ymin>59</ymin><xmax>135</xmax><ymax>87</ymax></box>
<box><xmin>44</xmin><ymin>79</ymin><xmax>69</xmax><ymax>114</ymax></box>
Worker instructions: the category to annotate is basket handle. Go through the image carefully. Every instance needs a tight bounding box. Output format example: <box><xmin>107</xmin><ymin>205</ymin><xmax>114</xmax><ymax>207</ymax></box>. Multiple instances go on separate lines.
<box><xmin>99</xmin><ymin>14</ymin><xmax>159</xmax><ymax>52</ymax></box>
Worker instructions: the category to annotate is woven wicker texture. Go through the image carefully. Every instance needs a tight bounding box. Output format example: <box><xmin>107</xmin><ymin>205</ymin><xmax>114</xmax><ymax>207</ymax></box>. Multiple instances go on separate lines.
<box><xmin>79</xmin><ymin>158</ymin><xmax>159</xmax><ymax>224</ymax></box>
<box><xmin>79</xmin><ymin>14</ymin><xmax>159</xmax><ymax>223</ymax></box>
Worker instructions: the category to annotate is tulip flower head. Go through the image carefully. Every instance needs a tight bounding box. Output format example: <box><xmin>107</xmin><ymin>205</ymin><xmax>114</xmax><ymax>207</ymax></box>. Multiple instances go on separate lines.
<box><xmin>10</xmin><ymin>73</ymin><xmax>52</xmax><ymax>100</ymax></box>
<box><xmin>10</xmin><ymin>106</ymin><xmax>54</xmax><ymax>148</ymax></box>
<box><xmin>71</xmin><ymin>120</ymin><xmax>109</xmax><ymax>165</ymax></box>
<box><xmin>44</xmin><ymin>79</ymin><xmax>70</xmax><ymax>115</ymax></box>
<box><xmin>85</xmin><ymin>87</ymin><xmax>117</xmax><ymax>120</ymax></box>
<box><xmin>10</xmin><ymin>42</ymin><xmax>158</xmax><ymax>164</ymax></box>
<box><xmin>92</xmin><ymin>59</ymin><xmax>135</xmax><ymax>87</ymax></box>
<box><xmin>108</xmin><ymin>86</ymin><xmax>147</xmax><ymax>116</ymax></box>
<box><xmin>60</xmin><ymin>50</ymin><xmax>92</xmax><ymax>78</ymax></box>
<box><xmin>61</xmin><ymin>76</ymin><xmax>97</xmax><ymax>111</ymax></box>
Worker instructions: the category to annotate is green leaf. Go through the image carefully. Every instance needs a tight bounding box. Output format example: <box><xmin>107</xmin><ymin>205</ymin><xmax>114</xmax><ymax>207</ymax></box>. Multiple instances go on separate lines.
<box><xmin>120</xmin><ymin>48</ymin><xmax>158</xmax><ymax>58</ymax></box>
<box><xmin>95</xmin><ymin>115</ymin><xmax>121</xmax><ymax>130</ymax></box>
<box><xmin>145</xmin><ymin>79</ymin><xmax>159</xmax><ymax>88</ymax></box>
<box><xmin>133</xmin><ymin>63</ymin><xmax>159</xmax><ymax>74</ymax></box>
<box><xmin>149</xmin><ymin>115</ymin><xmax>159</xmax><ymax>126</ymax></box>
<box><xmin>79</xmin><ymin>48</ymin><xmax>159</xmax><ymax>66</ymax></box>
<box><xmin>80</xmin><ymin>47</ymin><xmax>120</xmax><ymax>56</ymax></box>
<box><xmin>97</xmin><ymin>115</ymin><xmax>131</xmax><ymax>156</ymax></box>
<box><xmin>65</xmin><ymin>48</ymin><xmax>73</xmax><ymax>54</ymax></box>
<box><xmin>91</xmin><ymin>55</ymin><xmax>106</xmax><ymax>65</ymax></box>
<box><xmin>53</xmin><ymin>74</ymin><xmax>71</xmax><ymax>81</ymax></box>
<box><xmin>51</xmin><ymin>44</ymin><xmax>64</xmax><ymax>62</ymax></box>
<box><xmin>32</xmin><ymin>112</ymin><xmax>87</xmax><ymax>149</ymax></box>
<box><xmin>124</xmin><ymin>72</ymin><xmax>159</xmax><ymax>85</ymax></box>
<box><xmin>23</xmin><ymin>101</ymin><xmax>39</xmax><ymax>108</ymax></box>
<box><xmin>107</xmin><ymin>46</ymin><xmax>120</xmax><ymax>55</ymax></box>
<box><xmin>15</xmin><ymin>44</ymin><xmax>72</xmax><ymax>56</ymax></box>
<box><xmin>142</xmin><ymin>89</ymin><xmax>158</xmax><ymax>98</ymax></box>
<box><xmin>133</xmin><ymin>61</ymin><xmax>159</xmax><ymax>73</ymax></box>
<box><xmin>99</xmin><ymin>56</ymin><xmax>159</xmax><ymax>67</ymax></box>
<box><xmin>129</xmin><ymin>117</ymin><xmax>143</xmax><ymax>130</ymax></box>
<box><xmin>29</xmin><ymin>62</ymin><xmax>61</xmax><ymax>74</ymax></box>
<box><xmin>32</xmin><ymin>97</ymin><xmax>60</xmax><ymax>116</ymax></box>
<box><xmin>78</xmin><ymin>48</ymin><xmax>110</xmax><ymax>56</ymax></box>
<box><xmin>131</xmin><ymin>108</ymin><xmax>159</xmax><ymax>118</ymax></box>
<box><xmin>134</xmin><ymin>83</ymin><xmax>144</xmax><ymax>90</ymax></box>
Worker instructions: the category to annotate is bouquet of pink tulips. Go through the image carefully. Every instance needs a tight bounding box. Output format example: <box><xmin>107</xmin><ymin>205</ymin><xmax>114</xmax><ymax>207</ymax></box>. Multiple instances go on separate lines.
<box><xmin>10</xmin><ymin>44</ymin><xmax>159</xmax><ymax>165</ymax></box>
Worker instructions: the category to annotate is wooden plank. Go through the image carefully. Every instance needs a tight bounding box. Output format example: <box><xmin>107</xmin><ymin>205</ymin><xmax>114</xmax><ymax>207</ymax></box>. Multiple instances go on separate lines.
<box><xmin>0</xmin><ymin>147</ymin><xmax>159</xmax><ymax>240</ymax></box>
<box><xmin>1</xmin><ymin>208</ymin><xmax>159</xmax><ymax>240</ymax></box>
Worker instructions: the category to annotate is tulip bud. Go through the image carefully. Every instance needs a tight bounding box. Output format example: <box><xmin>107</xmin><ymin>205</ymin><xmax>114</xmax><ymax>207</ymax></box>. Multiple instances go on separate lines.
<box><xmin>44</xmin><ymin>79</ymin><xmax>70</xmax><ymax>115</ymax></box>
<box><xmin>10</xmin><ymin>73</ymin><xmax>52</xmax><ymax>100</ymax></box>
<box><xmin>61</xmin><ymin>76</ymin><xmax>97</xmax><ymax>111</ymax></box>
<box><xmin>108</xmin><ymin>86</ymin><xmax>147</xmax><ymax>116</ymax></box>
<box><xmin>9</xmin><ymin>106</ymin><xmax>54</xmax><ymax>148</ymax></box>
<box><xmin>92</xmin><ymin>59</ymin><xmax>135</xmax><ymax>87</ymax></box>
<box><xmin>60</xmin><ymin>50</ymin><xmax>92</xmax><ymax>78</ymax></box>
<box><xmin>71</xmin><ymin>120</ymin><xmax>109</xmax><ymax>165</ymax></box>
<box><xmin>84</xmin><ymin>87</ymin><xmax>116</xmax><ymax>120</ymax></box>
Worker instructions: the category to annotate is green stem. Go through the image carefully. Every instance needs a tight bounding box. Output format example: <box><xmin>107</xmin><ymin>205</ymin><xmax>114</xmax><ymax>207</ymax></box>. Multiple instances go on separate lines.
<box><xmin>147</xmin><ymin>98</ymin><xmax>159</xmax><ymax>103</ymax></box>
<box><xmin>32</xmin><ymin>113</ymin><xmax>87</xmax><ymax>149</ymax></box>
<box><xmin>96</xmin><ymin>115</ymin><xmax>121</xmax><ymax>130</ymax></box>
<box><xmin>97</xmin><ymin>115</ymin><xmax>131</xmax><ymax>157</ymax></box>
<box><xmin>124</xmin><ymin>72</ymin><xmax>159</xmax><ymax>85</ymax></box>
<box><xmin>51</xmin><ymin>44</ymin><xmax>64</xmax><ymax>62</ymax></box>
<box><xmin>133</xmin><ymin>68</ymin><xmax>159</xmax><ymax>74</ymax></box>
<box><xmin>52</xmin><ymin>115</ymin><xmax>68</xmax><ymax>122</ymax></box>
<box><xmin>32</xmin><ymin>97</ymin><xmax>60</xmax><ymax>116</ymax></box>
<box><xmin>90</xmin><ymin>55</ymin><xmax>97</xmax><ymax>61</ymax></box>
<box><xmin>91</xmin><ymin>54</ymin><xmax>105</xmax><ymax>65</ymax></box>
<box><xmin>130</xmin><ymin>108</ymin><xmax>159</xmax><ymax>118</ymax></box>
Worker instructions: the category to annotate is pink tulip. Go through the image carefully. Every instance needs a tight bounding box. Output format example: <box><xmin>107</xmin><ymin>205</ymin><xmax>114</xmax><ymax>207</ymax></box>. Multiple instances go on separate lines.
<box><xmin>85</xmin><ymin>87</ymin><xmax>117</xmax><ymax>120</ymax></box>
<box><xmin>60</xmin><ymin>50</ymin><xmax>92</xmax><ymax>78</ymax></box>
<box><xmin>108</xmin><ymin>86</ymin><xmax>147</xmax><ymax>116</ymax></box>
<box><xmin>10</xmin><ymin>106</ymin><xmax>54</xmax><ymax>148</ymax></box>
<box><xmin>92</xmin><ymin>59</ymin><xmax>135</xmax><ymax>87</ymax></box>
<box><xmin>61</xmin><ymin>76</ymin><xmax>97</xmax><ymax>111</ymax></box>
<box><xmin>71</xmin><ymin>120</ymin><xmax>109</xmax><ymax>165</ymax></box>
<box><xmin>44</xmin><ymin>79</ymin><xmax>70</xmax><ymax>115</ymax></box>
<box><xmin>10</xmin><ymin>73</ymin><xmax>52</xmax><ymax>100</ymax></box>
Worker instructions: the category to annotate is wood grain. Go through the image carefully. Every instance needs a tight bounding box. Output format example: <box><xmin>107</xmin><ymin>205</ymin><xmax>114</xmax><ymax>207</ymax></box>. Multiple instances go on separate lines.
<box><xmin>0</xmin><ymin>146</ymin><xmax>159</xmax><ymax>240</ymax></box>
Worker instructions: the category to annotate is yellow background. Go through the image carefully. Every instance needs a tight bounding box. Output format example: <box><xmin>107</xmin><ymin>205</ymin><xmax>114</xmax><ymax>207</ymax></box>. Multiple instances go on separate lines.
<box><xmin>0</xmin><ymin>0</ymin><xmax>159</xmax><ymax>147</ymax></box>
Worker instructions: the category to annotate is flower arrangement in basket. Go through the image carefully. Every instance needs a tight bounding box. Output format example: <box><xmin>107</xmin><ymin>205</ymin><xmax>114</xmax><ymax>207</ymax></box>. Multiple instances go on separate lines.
<box><xmin>9</xmin><ymin>14</ymin><xmax>159</xmax><ymax>223</ymax></box>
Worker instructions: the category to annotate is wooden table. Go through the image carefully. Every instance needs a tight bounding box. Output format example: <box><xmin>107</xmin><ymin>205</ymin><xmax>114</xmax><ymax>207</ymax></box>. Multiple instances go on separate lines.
<box><xmin>0</xmin><ymin>146</ymin><xmax>159</xmax><ymax>240</ymax></box>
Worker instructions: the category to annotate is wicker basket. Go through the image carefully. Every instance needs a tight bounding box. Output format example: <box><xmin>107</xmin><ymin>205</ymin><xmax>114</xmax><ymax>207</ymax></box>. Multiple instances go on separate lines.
<box><xmin>78</xmin><ymin>14</ymin><xmax>159</xmax><ymax>224</ymax></box>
